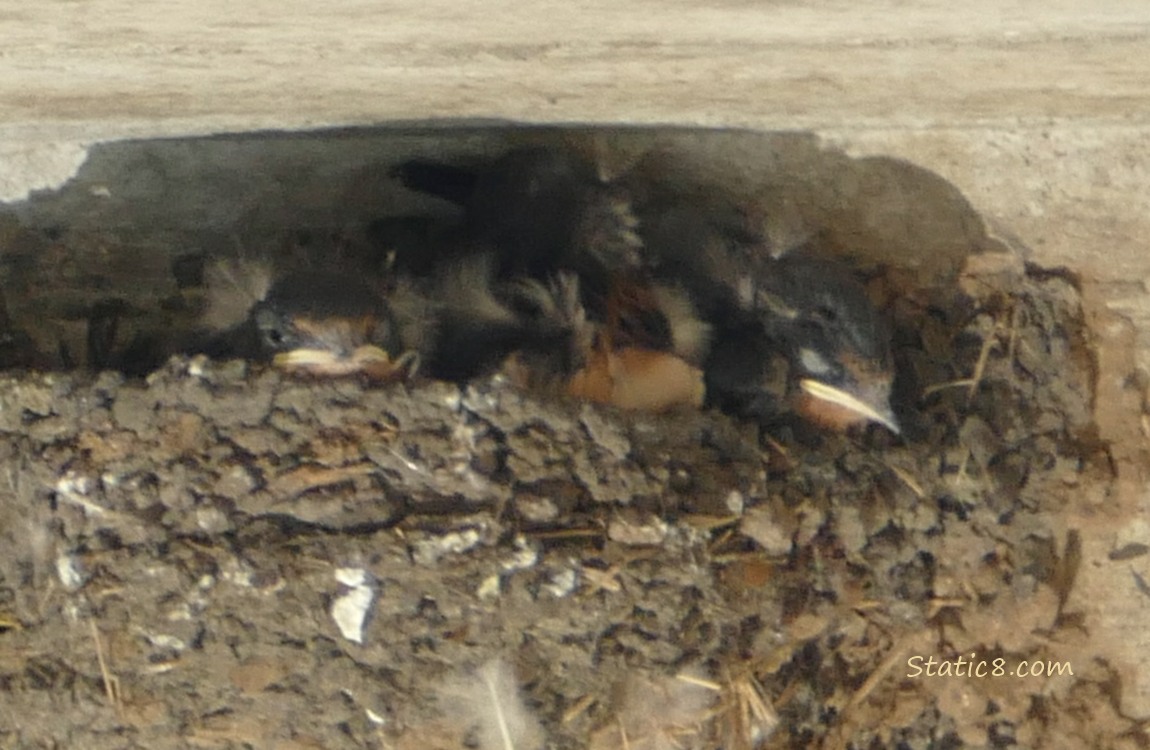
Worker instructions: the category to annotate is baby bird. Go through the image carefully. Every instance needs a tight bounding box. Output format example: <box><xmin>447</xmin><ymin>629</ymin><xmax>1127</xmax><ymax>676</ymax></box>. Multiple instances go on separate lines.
<box><xmin>705</xmin><ymin>253</ymin><xmax>899</xmax><ymax>434</ymax></box>
<box><xmin>199</xmin><ymin>259</ymin><xmax>419</xmax><ymax>380</ymax></box>
<box><xmin>634</xmin><ymin>196</ymin><xmax>899</xmax><ymax>433</ymax></box>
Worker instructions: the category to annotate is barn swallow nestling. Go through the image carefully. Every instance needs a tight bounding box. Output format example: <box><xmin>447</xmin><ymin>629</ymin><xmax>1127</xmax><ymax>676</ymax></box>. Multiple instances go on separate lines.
<box><xmin>705</xmin><ymin>253</ymin><xmax>900</xmax><ymax>434</ymax></box>
<box><xmin>249</xmin><ymin>274</ymin><xmax>419</xmax><ymax>381</ymax></box>
<box><xmin>199</xmin><ymin>260</ymin><xmax>421</xmax><ymax>381</ymax></box>
<box><xmin>632</xmin><ymin>200</ymin><xmax>900</xmax><ymax>433</ymax></box>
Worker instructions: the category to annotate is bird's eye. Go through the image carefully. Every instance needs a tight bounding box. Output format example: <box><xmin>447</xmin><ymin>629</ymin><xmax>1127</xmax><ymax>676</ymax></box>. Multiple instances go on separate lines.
<box><xmin>257</xmin><ymin>318</ymin><xmax>291</xmax><ymax>350</ymax></box>
<box><xmin>263</xmin><ymin>327</ymin><xmax>285</xmax><ymax>347</ymax></box>
<box><xmin>254</xmin><ymin>307</ymin><xmax>293</xmax><ymax>350</ymax></box>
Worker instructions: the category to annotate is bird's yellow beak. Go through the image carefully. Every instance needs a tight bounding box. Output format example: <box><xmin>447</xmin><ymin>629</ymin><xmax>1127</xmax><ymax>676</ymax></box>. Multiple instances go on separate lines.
<box><xmin>799</xmin><ymin>378</ymin><xmax>900</xmax><ymax>434</ymax></box>
<box><xmin>273</xmin><ymin>345</ymin><xmax>417</xmax><ymax>381</ymax></box>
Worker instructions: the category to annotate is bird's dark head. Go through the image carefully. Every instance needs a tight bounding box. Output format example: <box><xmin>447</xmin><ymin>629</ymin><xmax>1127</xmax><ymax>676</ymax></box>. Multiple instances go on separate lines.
<box><xmin>251</xmin><ymin>273</ymin><xmax>414</xmax><ymax>380</ymax></box>
<box><xmin>753</xmin><ymin>256</ymin><xmax>899</xmax><ymax>434</ymax></box>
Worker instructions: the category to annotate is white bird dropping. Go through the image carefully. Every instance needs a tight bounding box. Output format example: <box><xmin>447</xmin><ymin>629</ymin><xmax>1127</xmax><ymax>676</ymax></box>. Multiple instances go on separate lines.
<box><xmin>331</xmin><ymin>567</ymin><xmax>375</xmax><ymax>644</ymax></box>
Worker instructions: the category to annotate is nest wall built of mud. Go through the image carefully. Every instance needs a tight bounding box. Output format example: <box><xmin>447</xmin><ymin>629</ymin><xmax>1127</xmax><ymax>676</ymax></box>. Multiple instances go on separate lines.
<box><xmin>0</xmin><ymin>127</ymin><xmax>1134</xmax><ymax>749</ymax></box>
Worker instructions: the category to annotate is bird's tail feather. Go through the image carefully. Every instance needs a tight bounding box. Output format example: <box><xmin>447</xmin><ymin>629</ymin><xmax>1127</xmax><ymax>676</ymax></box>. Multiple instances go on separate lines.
<box><xmin>391</xmin><ymin>160</ymin><xmax>478</xmax><ymax>206</ymax></box>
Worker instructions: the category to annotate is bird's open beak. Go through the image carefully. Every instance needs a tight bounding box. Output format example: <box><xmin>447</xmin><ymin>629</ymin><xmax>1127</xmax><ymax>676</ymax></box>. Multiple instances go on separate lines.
<box><xmin>799</xmin><ymin>378</ymin><xmax>900</xmax><ymax>434</ymax></box>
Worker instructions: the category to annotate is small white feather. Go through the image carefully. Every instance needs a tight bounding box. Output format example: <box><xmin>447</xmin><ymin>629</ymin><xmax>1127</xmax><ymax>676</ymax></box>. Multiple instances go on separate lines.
<box><xmin>440</xmin><ymin>658</ymin><xmax>545</xmax><ymax>750</ymax></box>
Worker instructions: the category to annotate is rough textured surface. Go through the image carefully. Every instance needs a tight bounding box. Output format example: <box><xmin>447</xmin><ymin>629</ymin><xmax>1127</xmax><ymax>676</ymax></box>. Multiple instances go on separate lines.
<box><xmin>0</xmin><ymin>206</ymin><xmax>1139</xmax><ymax>746</ymax></box>
<box><xmin>2</xmin><ymin>0</ymin><xmax>1148</xmax><ymax>133</ymax></box>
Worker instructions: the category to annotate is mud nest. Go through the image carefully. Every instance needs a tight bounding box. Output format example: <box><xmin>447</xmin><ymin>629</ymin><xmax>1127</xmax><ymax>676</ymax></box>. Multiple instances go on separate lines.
<box><xmin>0</xmin><ymin>127</ymin><xmax>1132</xmax><ymax>749</ymax></box>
